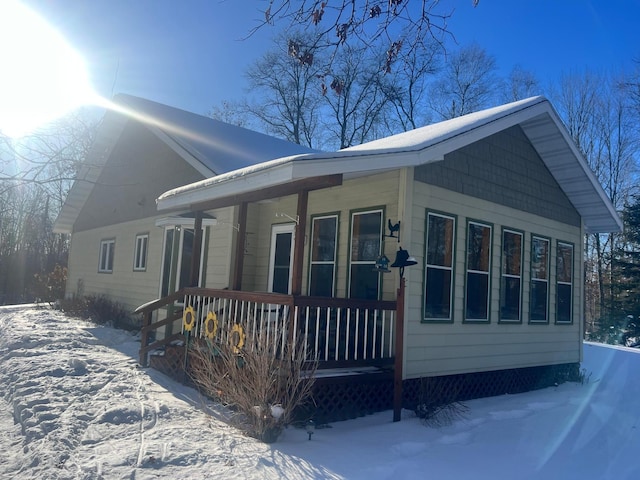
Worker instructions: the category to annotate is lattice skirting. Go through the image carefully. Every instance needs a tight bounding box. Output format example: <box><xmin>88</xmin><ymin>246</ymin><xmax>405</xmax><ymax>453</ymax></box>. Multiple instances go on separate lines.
<box><xmin>149</xmin><ymin>346</ymin><xmax>579</xmax><ymax>424</ymax></box>
<box><xmin>401</xmin><ymin>363</ymin><xmax>581</xmax><ymax>412</ymax></box>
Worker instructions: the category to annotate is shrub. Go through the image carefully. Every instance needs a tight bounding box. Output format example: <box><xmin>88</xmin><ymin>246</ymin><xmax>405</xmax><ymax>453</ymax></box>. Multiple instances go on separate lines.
<box><xmin>413</xmin><ymin>377</ymin><xmax>468</xmax><ymax>427</ymax></box>
<box><xmin>59</xmin><ymin>294</ymin><xmax>139</xmax><ymax>331</ymax></box>
<box><xmin>188</xmin><ymin>328</ymin><xmax>316</xmax><ymax>443</ymax></box>
<box><xmin>33</xmin><ymin>264</ymin><xmax>67</xmax><ymax>303</ymax></box>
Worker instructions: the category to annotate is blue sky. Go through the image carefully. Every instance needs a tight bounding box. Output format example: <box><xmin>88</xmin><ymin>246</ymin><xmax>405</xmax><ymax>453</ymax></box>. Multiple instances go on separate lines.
<box><xmin>22</xmin><ymin>0</ymin><xmax>640</xmax><ymax>117</ymax></box>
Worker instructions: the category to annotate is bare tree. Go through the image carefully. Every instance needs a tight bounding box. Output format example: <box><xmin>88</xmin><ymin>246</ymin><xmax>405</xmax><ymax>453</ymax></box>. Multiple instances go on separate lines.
<box><xmin>501</xmin><ymin>65</ymin><xmax>542</xmax><ymax>102</ymax></box>
<box><xmin>382</xmin><ymin>39</ymin><xmax>441</xmax><ymax>131</ymax></box>
<box><xmin>552</xmin><ymin>70</ymin><xmax>639</xmax><ymax>328</ymax></box>
<box><xmin>322</xmin><ymin>45</ymin><xmax>393</xmax><ymax>149</ymax></box>
<box><xmin>250</xmin><ymin>0</ymin><xmax>466</xmax><ymax>69</ymax></box>
<box><xmin>429</xmin><ymin>44</ymin><xmax>499</xmax><ymax>120</ymax></box>
<box><xmin>209</xmin><ymin>100</ymin><xmax>254</xmax><ymax>129</ymax></box>
<box><xmin>243</xmin><ymin>32</ymin><xmax>325</xmax><ymax>147</ymax></box>
<box><xmin>0</xmin><ymin>109</ymin><xmax>99</xmax><ymax>304</ymax></box>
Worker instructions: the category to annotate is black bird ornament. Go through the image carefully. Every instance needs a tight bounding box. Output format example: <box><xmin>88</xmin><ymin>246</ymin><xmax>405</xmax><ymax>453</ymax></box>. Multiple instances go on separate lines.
<box><xmin>387</xmin><ymin>219</ymin><xmax>400</xmax><ymax>242</ymax></box>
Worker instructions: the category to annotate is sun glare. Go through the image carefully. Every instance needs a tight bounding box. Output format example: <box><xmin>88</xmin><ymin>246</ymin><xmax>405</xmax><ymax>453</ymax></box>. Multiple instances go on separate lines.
<box><xmin>0</xmin><ymin>1</ymin><xmax>96</xmax><ymax>138</ymax></box>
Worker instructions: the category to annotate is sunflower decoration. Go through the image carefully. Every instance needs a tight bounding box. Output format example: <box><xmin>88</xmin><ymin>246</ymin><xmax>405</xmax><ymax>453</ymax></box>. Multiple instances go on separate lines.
<box><xmin>182</xmin><ymin>305</ymin><xmax>196</xmax><ymax>333</ymax></box>
<box><xmin>203</xmin><ymin>311</ymin><xmax>218</xmax><ymax>340</ymax></box>
<box><xmin>229</xmin><ymin>323</ymin><xmax>246</xmax><ymax>354</ymax></box>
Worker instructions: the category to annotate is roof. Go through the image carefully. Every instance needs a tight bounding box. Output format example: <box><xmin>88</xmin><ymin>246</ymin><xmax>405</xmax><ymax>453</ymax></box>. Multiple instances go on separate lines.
<box><xmin>157</xmin><ymin>96</ymin><xmax>622</xmax><ymax>234</ymax></box>
<box><xmin>53</xmin><ymin>94</ymin><xmax>316</xmax><ymax>233</ymax></box>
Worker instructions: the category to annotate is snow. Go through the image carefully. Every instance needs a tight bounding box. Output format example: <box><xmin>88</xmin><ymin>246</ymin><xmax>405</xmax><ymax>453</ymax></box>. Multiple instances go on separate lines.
<box><xmin>1</xmin><ymin>305</ymin><xmax>639</xmax><ymax>479</ymax></box>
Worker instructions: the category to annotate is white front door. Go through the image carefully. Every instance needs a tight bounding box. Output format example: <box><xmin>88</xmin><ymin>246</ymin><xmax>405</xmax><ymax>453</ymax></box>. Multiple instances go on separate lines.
<box><xmin>268</xmin><ymin>223</ymin><xmax>295</xmax><ymax>294</ymax></box>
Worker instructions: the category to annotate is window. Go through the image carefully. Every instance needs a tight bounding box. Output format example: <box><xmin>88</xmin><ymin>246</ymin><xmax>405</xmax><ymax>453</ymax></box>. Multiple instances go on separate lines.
<box><xmin>160</xmin><ymin>225</ymin><xmax>207</xmax><ymax>297</ymax></box>
<box><xmin>500</xmin><ymin>229</ymin><xmax>523</xmax><ymax>322</ymax></box>
<box><xmin>309</xmin><ymin>214</ymin><xmax>338</xmax><ymax>297</ymax></box>
<box><xmin>98</xmin><ymin>239</ymin><xmax>115</xmax><ymax>273</ymax></box>
<box><xmin>349</xmin><ymin>209</ymin><xmax>383</xmax><ymax>300</ymax></box>
<box><xmin>465</xmin><ymin>221</ymin><xmax>492</xmax><ymax>322</ymax></box>
<box><xmin>133</xmin><ymin>233</ymin><xmax>149</xmax><ymax>271</ymax></box>
<box><xmin>556</xmin><ymin>241</ymin><xmax>574</xmax><ymax>324</ymax></box>
<box><xmin>530</xmin><ymin>235</ymin><xmax>550</xmax><ymax>323</ymax></box>
<box><xmin>424</xmin><ymin>212</ymin><xmax>455</xmax><ymax>321</ymax></box>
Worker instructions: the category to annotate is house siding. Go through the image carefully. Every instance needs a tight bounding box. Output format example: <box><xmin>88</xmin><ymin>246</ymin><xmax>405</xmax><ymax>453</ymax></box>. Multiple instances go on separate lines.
<box><xmin>67</xmin><ymin>217</ymin><xmax>165</xmax><ymax>311</ymax></box>
<box><xmin>404</xmin><ymin>181</ymin><xmax>583</xmax><ymax>378</ymax></box>
<box><xmin>241</xmin><ymin>171</ymin><xmax>402</xmax><ymax>300</ymax></box>
<box><xmin>414</xmin><ymin>125</ymin><xmax>581</xmax><ymax>227</ymax></box>
<box><xmin>66</xmin><ymin>207</ymin><xmax>236</xmax><ymax>312</ymax></box>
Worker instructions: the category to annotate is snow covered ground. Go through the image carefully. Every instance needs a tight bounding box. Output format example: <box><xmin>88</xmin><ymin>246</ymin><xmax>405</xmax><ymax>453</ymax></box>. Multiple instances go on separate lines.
<box><xmin>1</xmin><ymin>305</ymin><xmax>638</xmax><ymax>480</ymax></box>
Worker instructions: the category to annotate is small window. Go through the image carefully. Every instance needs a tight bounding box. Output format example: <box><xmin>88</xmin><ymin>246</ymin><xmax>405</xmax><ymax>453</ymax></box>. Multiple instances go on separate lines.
<box><xmin>465</xmin><ymin>221</ymin><xmax>492</xmax><ymax>322</ymax></box>
<box><xmin>309</xmin><ymin>215</ymin><xmax>338</xmax><ymax>297</ymax></box>
<box><xmin>500</xmin><ymin>229</ymin><xmax>523</xmax><ymax>322</ymax></box>
<box><xmin>556</xmin><ymin>241</ymin><xmax>574</xmax><ymax>324</ymax></box>
<box><xmin>424</xmin><ymin>212</ymin><xmax>456</xmax><ymax>321</ymax></box>
<box><xmin>134</xmin><ymin>233</ymin><xmax>149</xmax><ymax>271</ymax></box>
<box><xmin>349</xmin><ymin>209</ymin><xmax>383</xmax><ymax>300</ymax></box>
<box><xmin>99</xmin><ymin>239</ymin><xmax>115</xmax><ymax>273</ymax></box>
<box><xmin>530</xmin><ymin>235</ymin><xmax>550</xmax><ymax>323</ymax></box>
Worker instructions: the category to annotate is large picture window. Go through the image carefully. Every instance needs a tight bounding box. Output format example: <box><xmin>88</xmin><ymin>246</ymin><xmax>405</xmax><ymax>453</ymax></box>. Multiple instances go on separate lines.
<box><xmin>98</xmin><ymin>239</ymin><xmax>115</xmax><ymax>273</ymax></box>
<box><xmin>465</xmin><ymin>221</ymin><xmax>492</xmax><ymax>322</ymax></box>
<box><xmin>309</xmin><ymin>214</ymin><xmax>338</xmax><ymax>297</ymax></box>
<box><xmin>530</xmin><ymin>235</ymin><xmax>550</xmax><ymax>323</ymax></box>
<box><xmin>556</xmin><ymin>241</ymin><xmax>574</xmax><ymax>324</ymax></box>
<box><xmin>349</xmin><ymin>209</ymin><xmax>383</xmax><ymax>300</ymax></box>
<box><xmin>500</xmin><ymin>229</ymin><xmax>523</xmax><ymax>322</ymax></box>
<box><xmin>424</xmin><ymin>212</ymin><xmax>455</xmax><ymax>321</ymax></box>
<box><xmin>133</xmin><ymin>233</ymin><xmax>149</xmax><ymax>271</ymax></box>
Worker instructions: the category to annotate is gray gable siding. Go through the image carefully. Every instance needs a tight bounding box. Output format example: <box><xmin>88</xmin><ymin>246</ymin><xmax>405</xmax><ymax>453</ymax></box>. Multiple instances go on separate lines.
<box><xmin>414</xmin><ymin>125</ymin><xmax>581</xmax><ymax>227</ymax></box>
<box><xmin>73</xmin><ymin>121</ymin><xmax>205</xmax><ymax>232</ymax></box>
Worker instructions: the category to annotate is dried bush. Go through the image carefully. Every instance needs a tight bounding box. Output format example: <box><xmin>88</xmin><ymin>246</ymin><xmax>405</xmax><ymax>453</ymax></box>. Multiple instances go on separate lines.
<box><xmin>414</xmin><ymin>377</ymin><xmax>468</xmax><ymax>427</ymax></box>
<box><xmin>188</xmin><ymin>328</ymin><xmax>316</xmax><ymax>443</ymax></box>
<box><xmin>58</xmin><ymin>294</ymin><xmax>139</xmax><ymax>331</ymax></box>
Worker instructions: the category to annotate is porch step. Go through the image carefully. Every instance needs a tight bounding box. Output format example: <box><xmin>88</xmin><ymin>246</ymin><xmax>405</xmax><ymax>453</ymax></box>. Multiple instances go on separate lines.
<box><xmin>148</xmin><ymin>343</ymin><xmax>190</xmax><ymax>384</ymax></box>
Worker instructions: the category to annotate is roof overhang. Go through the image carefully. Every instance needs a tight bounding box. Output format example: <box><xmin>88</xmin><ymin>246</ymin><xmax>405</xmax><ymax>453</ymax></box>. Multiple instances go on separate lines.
<box><xmin>157</xmin><ymin>97</ymin><xmax>621</xmax><ymax>234</ymax></box>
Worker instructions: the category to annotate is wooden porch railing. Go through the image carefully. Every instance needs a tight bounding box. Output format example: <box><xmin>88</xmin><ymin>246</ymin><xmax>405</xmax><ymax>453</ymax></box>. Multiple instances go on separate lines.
<box><xmin>135</xmin><ymin>288</ymin><xmax>398</xmax><ymax>370</ymax></box>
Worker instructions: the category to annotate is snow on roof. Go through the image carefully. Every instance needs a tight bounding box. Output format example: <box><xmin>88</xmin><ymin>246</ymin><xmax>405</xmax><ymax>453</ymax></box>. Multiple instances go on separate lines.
<box><xmin>157</xmin><ymin>96</ymin><xmax>621</xmax><ymax>234</ymax></box>
<box><xmin>113</xmin><ymin>94</ymin><xmax>318</xmax><ymax>174</ymax></box>
<box><xmin>53</xmin><ymin>94</ymin><xmax>317</xmax><ymax>233</ymax></box>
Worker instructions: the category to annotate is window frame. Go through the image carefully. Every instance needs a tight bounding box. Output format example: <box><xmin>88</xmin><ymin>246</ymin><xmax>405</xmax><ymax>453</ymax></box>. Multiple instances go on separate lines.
<box><xmin>499</xmin><ymin>228</ymin><xmax>524</xmax><ymax>324</ymax></box>
<box><xmin>347</xmin><ymin>207</ymin><xmax>384</xmax><ymax>300</ymax></box>
<box><xmin>463</xmin><ymin>219</ymin><xmax>493</xmax><ymax>323</ymax></box>
<box><xmin>423</xmin><ymin>210</ymin><xmax>457</xmax><ymax>323</ymax></box>
<box><xmin>529</xmin><ymin>234</ymin><xmax>551</xmax><ymax>324</ymax></box>
<box><xmin>98</xmin><ymin>238</ymin><xmax>115</xmax><ymax>273</ymax></box>
<box><xmin>556</xmin><ymin>240</ymin><xmax>574</xmax><ymax>325</ymax></box>
<box><xmin>133</xmin><ymin>233</ymin><xmax>149</xmax><ymax>272</ymax></box>
<box><xmin>308</xmin><ymin>213</ymin><xmax>339</xmax><ymax>297</ymax></box>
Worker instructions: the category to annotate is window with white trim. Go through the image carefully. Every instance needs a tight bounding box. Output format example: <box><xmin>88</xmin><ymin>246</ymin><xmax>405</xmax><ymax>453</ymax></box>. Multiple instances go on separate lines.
<box><xmin>309</xmin><ymin>214</ymin><xmax>338</xmax><ymax>297</ymax></box>
<box><xmin>530</xmin><ymin>235</ymin><xmax>550</xmax><ymax>323</ymax></box>
<box><xmin>98</xmin><ymin>239</ymin><xmax>115</xmax><ymax>273</ymax></box>
<box><xmin>349</xmin><ymin>209</ymin><xmax>383</xmax><ymax>300</ymax></box>
<box><xmin>465</xmin><ymin>221</ymin><xmax>492</xmax><ymax>322</ymax></box>
<box><xmin>424</xmin><ymin>212</ymin><xmax>455</xmax><ymax>321</ymax></box>
<box><xmin>133</xmin><ymin>233</ymin><xmax>149</xmax><ymax>271</ymax></box>
<box><xmin>556</xmin><ymin>241</ymin><xmax>574</xmax><ymax>324</ymax></box>
<box><xmin>500</xmin><ymin>229</ymin><xmax>523</xmax><ymax>322</ymax></box>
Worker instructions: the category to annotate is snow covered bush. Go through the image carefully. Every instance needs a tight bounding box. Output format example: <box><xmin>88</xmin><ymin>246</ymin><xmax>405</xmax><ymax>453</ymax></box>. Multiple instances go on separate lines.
<box><xmin>188</xmin><ymin>329</ymin><xmax>316</xmax><ymax>443</ymax></box>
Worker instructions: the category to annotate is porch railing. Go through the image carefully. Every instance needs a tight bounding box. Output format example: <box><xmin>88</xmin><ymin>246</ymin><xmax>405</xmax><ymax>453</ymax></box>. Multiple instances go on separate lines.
<box><xmin>135</xmin><ymin>288</ymin><xmax>398</xmax><ymax>369</ymax></box>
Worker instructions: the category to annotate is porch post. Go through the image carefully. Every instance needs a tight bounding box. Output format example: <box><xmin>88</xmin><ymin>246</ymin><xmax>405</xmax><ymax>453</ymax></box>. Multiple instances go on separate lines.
<box><xmin>189</xmin><ymin>211</ymin><xmax>203</xmax><ymax>287</ymax></box>
<box><xmin>393</xmin><ymin>277</ymin><xmax>406</xmax><ymax>422</ymax></box>
<box><xmin>232</xmin><ymin>202</ymin><xmax>248</xmax><ymax>291</ymax></box>
<box><xmin>291</xmin><ymin>190</ymin><xmax>308</xmax><ymax>296</ymax></box>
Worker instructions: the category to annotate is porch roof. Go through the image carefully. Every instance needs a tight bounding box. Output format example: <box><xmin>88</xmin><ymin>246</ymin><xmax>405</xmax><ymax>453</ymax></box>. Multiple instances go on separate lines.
<box><xmin>156</xmin><ymin>96</ymin><xmax>622</xmax><ymax>234</ymax></box>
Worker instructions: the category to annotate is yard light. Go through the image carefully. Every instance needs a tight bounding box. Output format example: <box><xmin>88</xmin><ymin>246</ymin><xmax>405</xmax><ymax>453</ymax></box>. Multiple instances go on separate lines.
<box><xmin>391</xmin><ymin>247</ymin><xmax>418</xmax><ymax>280</ymax></box>
<box><xmin>306</xmin><ymin>419</ymin><xmax>315</xmax><ymax>440</ymax></box>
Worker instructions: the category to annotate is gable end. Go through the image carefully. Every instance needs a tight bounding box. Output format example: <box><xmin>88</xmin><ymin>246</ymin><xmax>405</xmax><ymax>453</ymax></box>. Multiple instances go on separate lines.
<box><xmin>415</xmin><ymin>125</ymin><xmax>581</xmax><ymax>227</ymax></box>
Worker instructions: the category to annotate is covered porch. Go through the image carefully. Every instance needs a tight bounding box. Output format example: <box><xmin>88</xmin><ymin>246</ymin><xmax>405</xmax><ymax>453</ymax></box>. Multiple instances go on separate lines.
<box><xmin>137</xmin><ymin>171</ymin><xmax>409</xmax><ymax>421</ymax></box>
